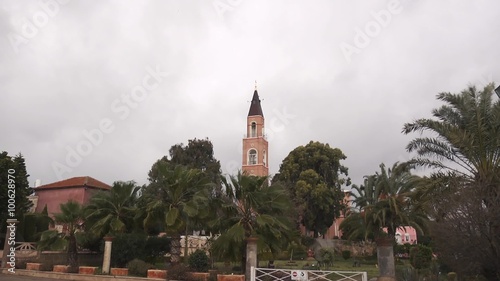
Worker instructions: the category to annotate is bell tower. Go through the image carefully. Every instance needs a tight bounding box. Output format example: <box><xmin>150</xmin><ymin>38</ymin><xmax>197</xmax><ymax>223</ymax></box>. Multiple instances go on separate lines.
<box><xmin>242</xmin><ymin>84</ymin><xmax>269</xmax><ymax>176</ymax></box>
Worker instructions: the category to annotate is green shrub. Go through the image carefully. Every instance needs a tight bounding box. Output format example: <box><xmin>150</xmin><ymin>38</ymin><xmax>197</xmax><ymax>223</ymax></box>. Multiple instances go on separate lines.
<box><xmin>168</xmin><ymin>263</ymin><xmax>190</xmax><ymax>280</ymax></box>
<box><xmin>302</xmin><ymin>263</ymin><xmax>319</xmax><ymax>270</ymax></box>
<box><xmin>188</xmin><ymin>249</ymin><xmax>210</xmax><ymax>272</ymax></box>
<box><xmin>409</xmin><ymin>245</ymin><xmax>433</xmax><ymax>269</ymax></box>
<box><xmin>144</xmin><ymin>236</ymin><xmax>171</xmax><ymax>264</ymax></box>
<box><xmin>319</xmin><ymin>248</ymin><xmax>334</xmax><ymax>267</ymax></box>
<box><xmin>20</xmin><ymin>207</ymin><xmax>51</xmax><ymax>242</ymax></box>
<box><xmin>341</xmin><ymin>250</ymin><xmax>351</xmax><ymax>260</ymax></box>
<box><xmin>397</xmin><ymin>266</ymin><xmax>418</xmax><ymax>281</ymax></box>
<box><xmin>287</xmin><ymin>242</ymin><xmax>307</xmax><ymax>260</ymax></box>
<box><xmin>112</xmin><ymin>233</ymin><xmax>148</xmax><ymax>267</ymax></box>
<box><xmin>301</xmin><ymin>236</ymin><xmax>315</xmax><ymax>247</ymax></box>
<box><xmin>232</xmin><ymin>266</ymin><xmax>242</xmax><ymax>273</ymax></box>
<box><xmin>126</xmin><ymin>258</ymin><xmax>153</xmax><ymax>277</ymax></box>
<box><xmin>76</xmin><ymin>232</ymin><xmax>102</xmax><ymax>252</ymax></box>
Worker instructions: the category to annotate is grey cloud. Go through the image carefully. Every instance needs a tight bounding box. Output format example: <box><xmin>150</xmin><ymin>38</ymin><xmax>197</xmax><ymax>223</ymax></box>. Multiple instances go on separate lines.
<box><xmin>1</xmin><ymin>0</ymin><xmax>499</xmax><ymax>188</ymax></box>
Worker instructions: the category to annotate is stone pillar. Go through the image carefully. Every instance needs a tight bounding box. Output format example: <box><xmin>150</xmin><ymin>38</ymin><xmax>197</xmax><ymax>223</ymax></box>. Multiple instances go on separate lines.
<box><xmin>376</xmin><ymin>237</ymin><xmax>396</xmax><ymax>281</ymax></box>
<box><xmin>102</xmin><ymin>236</ymin><xmax>114</xmax><ymax>274</ymax></box>
<box><xmin>1</xmin><ymin>219</ymin><xmax>18</xmax><ymax>269</ymax></box>
<box><xmin>245</xmin><ymin>237</ymin><xmax>258</xmax><ymax>281</ymax></box>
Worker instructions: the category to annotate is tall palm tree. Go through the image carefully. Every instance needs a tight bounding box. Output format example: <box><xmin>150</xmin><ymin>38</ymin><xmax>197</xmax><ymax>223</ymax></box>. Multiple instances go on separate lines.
<box><xmin>85</xmin><ymin>181</ymin><xmax>140</xmax><ymax>237</ymax></box>
<box><xmin>210</xmin><ymin>172</ymin><xmax>294</xmax><ymax>279</ymax></box>
<box><xmin>341</xmin><ymin>162</ymin><xmax>427</xmax><ymax>280</ymax></box>
<box><xmin>143</xmin><ymin>164</ymin><xmax>211</xmax><ymax>265</ymax></box>
<box><xmin>53</xmin><ymin>201</ymin><xmax>85</xmax><ymax>272</ymax></box>
<box><xmin>403</xmin><ymin>83</ymin><xmax>500</xmax><ymax>280</ymax></box>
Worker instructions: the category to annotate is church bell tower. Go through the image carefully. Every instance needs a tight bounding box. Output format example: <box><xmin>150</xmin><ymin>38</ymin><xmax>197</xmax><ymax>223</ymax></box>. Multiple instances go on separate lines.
<box><xmin>242</xmin><ymin>84</ymin><xmax>269</xmax><ymax>176</ymax></box>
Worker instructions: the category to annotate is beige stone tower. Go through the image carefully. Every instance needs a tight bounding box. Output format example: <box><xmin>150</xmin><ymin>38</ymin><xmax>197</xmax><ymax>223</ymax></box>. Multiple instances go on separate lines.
<box><xmin>242</xmin><ymin>86</ymin><xmax>269</xmax><ymax>176</ymax></box>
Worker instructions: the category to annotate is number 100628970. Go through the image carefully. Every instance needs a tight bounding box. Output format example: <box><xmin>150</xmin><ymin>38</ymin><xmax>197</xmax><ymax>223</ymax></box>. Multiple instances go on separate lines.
<box><xmin>7</xmin><ymin>169</ymin><xmax>16</xmax><ymax>217</ymax></box>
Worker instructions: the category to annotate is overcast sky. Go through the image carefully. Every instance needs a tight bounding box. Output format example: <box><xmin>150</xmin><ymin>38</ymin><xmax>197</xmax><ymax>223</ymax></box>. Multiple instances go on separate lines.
<box><xmin>1</xmin><ymin>0</ymin><xmax>499</xmax><ymax>189</ymax></box>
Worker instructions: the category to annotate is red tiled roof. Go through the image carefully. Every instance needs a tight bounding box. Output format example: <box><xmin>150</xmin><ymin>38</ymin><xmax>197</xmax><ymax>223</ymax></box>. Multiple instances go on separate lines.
<box><xmin>36</xmin><ymin>176</ymin><xmax>111</xmax><ymax>190</ymax></box>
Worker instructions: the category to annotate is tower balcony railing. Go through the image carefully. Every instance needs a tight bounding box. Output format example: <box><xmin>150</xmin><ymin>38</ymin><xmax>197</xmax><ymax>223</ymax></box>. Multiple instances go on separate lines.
<box><xmin>243</xmin><ymin>134</ymin><xmax>267</xmax><ymax>140</ymax></box>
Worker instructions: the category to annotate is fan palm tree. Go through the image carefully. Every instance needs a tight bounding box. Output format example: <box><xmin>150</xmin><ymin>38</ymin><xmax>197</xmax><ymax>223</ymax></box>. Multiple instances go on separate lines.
<box><xmin>52</xmin><ymin>201</ymin><xmax>85</xmax><ymax>272</ymax></box>
<box><xmin>210</xmin><ymin>172</ymin><xmax>294</xmax><ymax>280</ymax></box>
<box><xmin>85</xmin><ymin>181</ymin><xmax>140</xmax><ymax>237</ymax></box>
<box><xmin>143</xmin><ymin>164</ymin><xmax>211</xmax><ymax>265</ymax></box>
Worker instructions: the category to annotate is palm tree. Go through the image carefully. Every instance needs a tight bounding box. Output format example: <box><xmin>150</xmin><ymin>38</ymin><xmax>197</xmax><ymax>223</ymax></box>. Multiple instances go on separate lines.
<box><xmin>351</xmin><ymin>174</ymin><xmax>379</xmax><ymax>209</ymax></box>
<box><xmin>340</xmin><ymin>175</ymin><xmax>379</xmax><ymax>241</ymax></box>
<box><xmin>341</xmin><ymin>162</ymin><xmax>427</xmax><ymax>280</ymax></box>
<box><xmin>342</xmin><ymin>163</ymin><xmax>427</xmax><ymax>239</ymax></box>
<box><xmin>53</xmin><ymin>201</ymin><xmax>85</xmax><ymax>272</ymax></box>
<box><xmin>143</xmin><ymin>164</ymin><xmax>211</xmax><ymax>265</ymax></box>
<box><xmin>403</xmin><ymin>83</ymin><xmax>500</xmax><ymax>280</ymax></box>
<box><xmin>403</xmin><ymin>83</ymin><xmax>500</xmax><ymax>187</ymax></box>
<box><xmin>85</xmin><ymin>181</ymin><xmax>140</xmax><ymax>237</ymax></box>
<box><xmin>210</xmin><ymin>172</ymin><xmax>294</xmax><ymax>280</ymax></box>
<box><xmin>368</xmin><ymin>162</ymin><xmax>427</xmax><ymax>238</ymax></box>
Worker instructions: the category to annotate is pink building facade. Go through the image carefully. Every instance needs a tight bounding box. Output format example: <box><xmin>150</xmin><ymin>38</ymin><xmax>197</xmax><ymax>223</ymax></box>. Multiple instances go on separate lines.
<box><xmin>383</xmin><ymin>226</ymin><xmax>418</xmax><ymax>244</ymax></box>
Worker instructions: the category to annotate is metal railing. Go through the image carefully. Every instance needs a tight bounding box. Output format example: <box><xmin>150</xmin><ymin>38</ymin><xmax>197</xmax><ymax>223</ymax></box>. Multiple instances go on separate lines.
<box><xmin>14</xmin><ymin>242</ymin><xmax>38</xmax><ymax>258</ymax></box>
<box><xmin>252</xmin><ymin>267</ymin><xmax>368</xmax><ymax>281</ymax></box>
<box><xmin>243</xmin><ymin>134</ymin><xmax>268</xmax><ymax>140</ymax></box>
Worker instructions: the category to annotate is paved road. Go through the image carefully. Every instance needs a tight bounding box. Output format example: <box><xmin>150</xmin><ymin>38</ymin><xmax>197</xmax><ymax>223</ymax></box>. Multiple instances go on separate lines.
<box><xmin>0</xmin><ymin>273</ymin><xmax>60</xmax><ymax>281</ymax></box>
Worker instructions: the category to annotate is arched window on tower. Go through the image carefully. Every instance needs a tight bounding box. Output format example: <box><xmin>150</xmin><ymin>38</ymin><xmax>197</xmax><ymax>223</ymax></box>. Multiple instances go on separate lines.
<box><xmin>263</xmin><ymin>150</ymin><xmax>267</xmax><ymax>166</ymax></box>
<box><xmin>251</xmin><ymin>122</ymin><xmax>256</xmax><ymax>137</ymax></box>
<box><xmin>248</xmin><ymin>149</ymin><xmax>257</xmax><ymax>165</ymax></box>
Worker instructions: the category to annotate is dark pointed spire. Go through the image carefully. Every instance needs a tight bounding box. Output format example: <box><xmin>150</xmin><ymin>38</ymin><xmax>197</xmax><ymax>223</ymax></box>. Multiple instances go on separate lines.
<box><xmin>248</xmin><ymin>89</ymin><xmax>264</xmax><ymax>117</ymax></box>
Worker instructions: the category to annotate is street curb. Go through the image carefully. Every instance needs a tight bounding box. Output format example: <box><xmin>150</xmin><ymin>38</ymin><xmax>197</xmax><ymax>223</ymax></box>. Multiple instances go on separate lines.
<box><xmin>0</xmin><ymin>269</ymin><xmax>159</xmax><ymax>281</ymax></box>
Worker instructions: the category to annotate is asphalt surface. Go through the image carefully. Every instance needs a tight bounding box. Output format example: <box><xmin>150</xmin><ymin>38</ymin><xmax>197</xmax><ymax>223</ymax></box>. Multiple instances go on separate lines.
<box><xmin>0</xmin><ymin>273</ymin><xmax>61</xmax><ymax>281</ymax></box>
